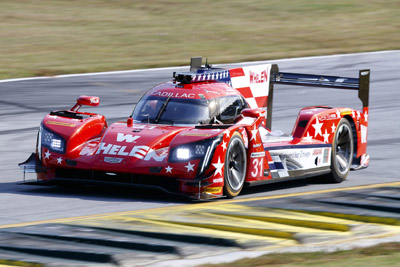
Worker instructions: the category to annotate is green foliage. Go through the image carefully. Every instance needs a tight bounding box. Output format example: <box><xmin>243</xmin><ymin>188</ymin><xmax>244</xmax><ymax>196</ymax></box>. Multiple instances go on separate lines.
<box><xmin>201</xmin><ymin>243</ymin><xmax>400</xmax><ymax>267</ymax></box>
<box><xmin>0</xmin><ymin>0</ymin><xmax>399</xmax><ymax>79</ymax></box>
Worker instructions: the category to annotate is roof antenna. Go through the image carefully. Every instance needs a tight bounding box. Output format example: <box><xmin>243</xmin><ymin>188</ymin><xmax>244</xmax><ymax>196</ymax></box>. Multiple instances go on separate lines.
<box><xmin>205</xmin><ymin>58</ymin><xmax>211</xmax><ymax>69</ymax></box>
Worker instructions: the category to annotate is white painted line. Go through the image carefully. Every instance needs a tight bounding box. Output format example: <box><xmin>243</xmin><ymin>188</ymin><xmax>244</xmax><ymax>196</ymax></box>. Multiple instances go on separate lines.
<box><xmin>0</xmin><ymin>50</ymin><xmax>398</xmax><ymax>84</ymax></box>
<box><xmin>56</xmin><ymin>65</ymin><xmax>187</xmax><ymax>78</ymax></box>
<box><xmin>0</xmin><ymin>76</ymin><xmax>51</xmax><ymax>84</ymax></box>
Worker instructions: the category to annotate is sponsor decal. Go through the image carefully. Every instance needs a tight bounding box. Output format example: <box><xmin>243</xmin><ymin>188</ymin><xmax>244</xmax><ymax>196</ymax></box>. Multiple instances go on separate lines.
<box><xmin>116</xmin><ymin>133</ymin><xmax>141</xmax><ymax>143</ymax></box>
<box><xmin>181</xmin><ymin>133</ymin><xmax>211</xmax><ymax>137</ymax></box>
<box><xmin>250</xmin><ymin>152</ymin><xmax>265</xmax><ymax>158</ymax></box>
<box><xmin>133</xmin><ymin>125</ymin><xmax>157</xmax><ymax>130</ymax></box>
<box><xmin>249</xmin><ymin>70</ymin><xmax>268</xmax><ymax>84</ymax></box>
<box><xmin>150</xmin><ymin>91</ymin><xmax>196</xmax><ymax>98</ymax></box>
<box><xmin>281</xmin><ymin>150</ymin><xmax>311</xmax><ymax>160</ymax></box>
<box><xmin>90</xmin><ymin>98</ymin><xmax>99</xmax><ymax>104</ymax></box>
<box><xmin>204</xmin><ymin>186</ymin><xmax>222</xmax><ymax>194</ymax></box>
<box><xmin>361</xmin><ymin>71</ymin><xmax>369</xmax><ymax>76</ymax></box>
<box><xmin>213</xmin><ymin>178</ymin><xmax>223</xmax><ymax>183</ymax></box>
<box><xmin>253</xmin><ymin>143</ymin><xmax>261</xmax><ymax>148</ymax></box>
<box><xmin>340</xmin><ymin>109</ymin><xmax>352</xmax><ymax>116</ymax></box>
<box><xmin>104</xmin><ymin>157</ymin><xmax>124</xmax><ymax>163</ymax></box>
<box><xmin>361</xmin><ymin>154</ymin><xmax>370</xmax><ymax>167</ymax></box>
<box><xmin>361</xmin><ymin>125</ymin><xmax>368</xmax><ymax>143</ymax></box>
<box><xmin>329</xmin><ymin>114</ymin><xmax>337</xmax><ymax>119</ymax></box>
<box><xmin>313</xmin><ymin>148</ymin><xmax>322</xmax><ymax>155</ymax></box>
<box><xmin>323</xmin><ymin>148</ymin><xmax>330</xmax><ymax>163</ymax></box>
<box><xmin>96</xmin><ymin>143</ymin><xmax>167</xmax><ymax>161</ymax></box>
<box><xmin>46</xmin><ymin>121</ymin><xmax>75</xmax><ymax>127</ymax></box>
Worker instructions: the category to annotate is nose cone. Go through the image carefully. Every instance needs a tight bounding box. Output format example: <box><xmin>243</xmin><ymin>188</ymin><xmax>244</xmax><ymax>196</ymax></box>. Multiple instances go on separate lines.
<box><xmin>89</xmin><ymin>122</ymin><xmax>186</xmax><ymax>171</ymax></box>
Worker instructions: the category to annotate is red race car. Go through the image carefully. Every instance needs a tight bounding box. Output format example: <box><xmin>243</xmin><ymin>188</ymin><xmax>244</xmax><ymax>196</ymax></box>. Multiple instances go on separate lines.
<box><xmin>20</xmin><ymin>57</ymin><xmax>370</xmax><ymax>199</ymax></box>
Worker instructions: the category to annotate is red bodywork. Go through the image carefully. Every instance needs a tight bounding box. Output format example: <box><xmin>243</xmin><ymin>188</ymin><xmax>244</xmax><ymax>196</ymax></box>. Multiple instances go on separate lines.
<box><xmin>21</xmin><ymin>62</ymin><xmax>370</xmax><ymax>199</ymax></box>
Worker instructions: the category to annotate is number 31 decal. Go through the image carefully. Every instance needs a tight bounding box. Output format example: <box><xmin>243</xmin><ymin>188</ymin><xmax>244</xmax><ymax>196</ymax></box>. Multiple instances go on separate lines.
<box><xmin>251</xmin><ymin>158</ymin><xmax>263</xmax><ymax>177</ymax></box>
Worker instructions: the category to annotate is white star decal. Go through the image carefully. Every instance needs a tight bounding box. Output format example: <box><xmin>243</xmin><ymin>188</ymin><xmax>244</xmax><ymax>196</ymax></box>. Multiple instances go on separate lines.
<box><xmin>312</xmin><ymin>117</ymin><xmax>323</xmax><ymax>137</ymax></box>
<box><xmin>44</xmin><ymin>150</ymin><xmax>51</xmax><ymax>159</ymax></box>
<box><xmin>351</xmin><ymin>110</ymin><xmax>355</xmax><ymax>117</ymax></box>
<box><xmin>48</xmin><ymin>115</ymin><xmax>58</xmax><ymax>119</ymax></box>
<box><xmin>56</xmin><ymin>157</ymin><xmax>63</xmax><ymax>164</ymax></box>
<box><xmin>304</xmin><ymin>132</ymin><xmax>313</xmax><ymax>142</ymax></box>
<box><xmin>336</xmin><ymin>110</ymin><xmax>341</xmax><ymax>118</ymax></box>
<box><xmin>250</xmin><ymin>126</ymin><xmax>258</xmax><ymax>141</ymax></box>
<box><xmin>323</xmin><ymin>129</ymin><xmax>330</xmax><ymax>143</ymax></box>
<box><xmin>331</xmin><ymin>123</ymin><xmax>336</xmax><ymax>133</ymax></box>
<box><xmin>223</xmin><ymin>129</ymin><xmax>230</xmax><ymax>138</ymax></box>
<box><xmin>364</xmin><ymin>111</ymin><xmax>368</xmax><ymax>122</ymax></box>
<box><xmin>212</xmin><ymin>157</ymin><xmax>224</xmax><ymax>177</ymax></box>
<box><xmin>165</xmin><ymin>166</ymin><xmax>173</xmax><ymax>173</ymax></box>
<box><xmin>357</xmin><ymin>111</ymin><xmax>361</xmax><ymax>119</ymax></box>
<box><xmin>221</xmin><ymin>141</ymin><xmax>227</xmax><ymax>151</ymax></box>
<box><xmin>185</xmin><ymin>162</ymin><xmax>195</xmax><ymax>172</ymax></box>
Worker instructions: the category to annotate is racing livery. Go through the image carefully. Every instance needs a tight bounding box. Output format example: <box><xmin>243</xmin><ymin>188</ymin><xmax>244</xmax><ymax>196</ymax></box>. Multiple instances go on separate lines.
<box><xmin>20</xmin><ymin>57</ymin><xmax>370</xmax><ymax>199</ymax></box>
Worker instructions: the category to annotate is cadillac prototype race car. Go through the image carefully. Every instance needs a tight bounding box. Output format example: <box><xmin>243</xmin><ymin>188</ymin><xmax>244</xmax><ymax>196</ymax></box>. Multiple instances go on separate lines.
<box><xmin>19</xmin><ymin>57</ymin><xmax>370</xmax><ymax>199</ymax></box>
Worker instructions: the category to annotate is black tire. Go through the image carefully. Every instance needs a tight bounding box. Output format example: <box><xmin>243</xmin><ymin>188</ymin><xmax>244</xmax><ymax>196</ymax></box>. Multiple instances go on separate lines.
<box><xmin>223</xmin><ymin>132</ymin><xmax>247</xmax><ymax>198</ymax></box>
<box><xmin>326</xmin><ymin>119</ymin><xmax>354</xmax><ymax>183</ymax></box>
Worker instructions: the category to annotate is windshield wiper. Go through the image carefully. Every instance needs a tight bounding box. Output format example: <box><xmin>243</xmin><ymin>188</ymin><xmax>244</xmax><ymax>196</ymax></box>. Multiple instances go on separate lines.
<box><xmin>154</xmin><ymin>96</ymin><xmax>171</xmax><ymax>124</ymax></box>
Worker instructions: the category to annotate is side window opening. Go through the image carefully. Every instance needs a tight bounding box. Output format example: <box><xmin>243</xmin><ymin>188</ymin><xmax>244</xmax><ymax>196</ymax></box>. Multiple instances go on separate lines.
<box><xmin>219</xmin><ymin>96</ymin><xmax>245</xmax><ymax>124</ymax></box>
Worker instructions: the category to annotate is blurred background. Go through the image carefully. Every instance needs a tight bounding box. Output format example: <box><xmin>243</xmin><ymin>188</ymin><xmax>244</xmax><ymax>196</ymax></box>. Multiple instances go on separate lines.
<box><xmin>0</xmin><ymin>0</ymin><xmax>399</xmax><ymax>79</ymax></box>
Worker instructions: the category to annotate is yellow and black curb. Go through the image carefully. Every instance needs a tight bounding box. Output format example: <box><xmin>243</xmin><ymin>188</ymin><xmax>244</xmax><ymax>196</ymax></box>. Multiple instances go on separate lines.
<box><xmin>1</xmin><ymin>182</ymin><xmax>400</xmax><ymax>266</ymax></box>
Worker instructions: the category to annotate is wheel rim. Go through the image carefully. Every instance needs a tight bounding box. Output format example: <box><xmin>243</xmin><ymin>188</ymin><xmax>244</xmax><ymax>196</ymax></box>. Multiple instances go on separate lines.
<box><xmin>334</xmin><ymin>123</ymin><xmax>352</xmax><ymax>175</ymax></box>
<box><xmin>226</xmin><ymin>138</ymin><xmax>246</xmax><ymax>191</ymax></box>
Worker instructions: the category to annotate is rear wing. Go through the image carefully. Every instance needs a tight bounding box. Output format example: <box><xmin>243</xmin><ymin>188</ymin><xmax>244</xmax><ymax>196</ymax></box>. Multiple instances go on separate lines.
<box><xmin>266</xmin><ymin>64</ymin><xmax>370</xmax><ymax>129</ymax></box>
<box><xmin>184</xmin><ymin>58</ymin><xmax>369</xmax><ymax>130</ymax></box>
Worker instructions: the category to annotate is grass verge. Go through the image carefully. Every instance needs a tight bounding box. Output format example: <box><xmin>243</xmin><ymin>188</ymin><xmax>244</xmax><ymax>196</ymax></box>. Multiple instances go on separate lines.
<box><xmin>201</xmin><ymin>242</ymin><xmax>400</xmax><ymax>267</ymax></box>
<box><xmin>0</xmin><ymin>0</ymin><xmax>399</xmax><ymax>79</ymax></box>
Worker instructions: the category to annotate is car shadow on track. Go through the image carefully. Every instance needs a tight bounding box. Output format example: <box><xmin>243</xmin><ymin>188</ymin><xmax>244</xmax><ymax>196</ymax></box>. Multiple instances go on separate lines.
<box><xmin>1</xmin><ymin>175</ymin><xmax>332</xmax><ymax>204</ymax></box>
<box><xmin>0</xmin><ymin>181</ymin><xmax>191</xmax><ymax>204</ymax></box>
<box><xmin>239</xmin><ymin>176</ymin><xmax>332</xmax><ymax>197</ymax></box>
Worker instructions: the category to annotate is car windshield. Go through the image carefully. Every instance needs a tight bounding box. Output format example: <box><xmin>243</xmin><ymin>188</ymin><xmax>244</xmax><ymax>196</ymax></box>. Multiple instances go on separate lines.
<box><xmin>132</xmin><ymin>96</ymin><xmax>211</xmax><ymax>125</ymax></box>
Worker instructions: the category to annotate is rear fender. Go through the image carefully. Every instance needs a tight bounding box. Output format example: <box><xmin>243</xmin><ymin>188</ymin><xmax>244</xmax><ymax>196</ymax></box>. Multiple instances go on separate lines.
<box><xmin>293</xmin><ymin>106</ymin><xmax>368</xmax><ymax>158</ymax></box>
<box><xmin>237</xmin><ymin>108</ymin><xmax>269</xmax><ymax>182</ymax></box>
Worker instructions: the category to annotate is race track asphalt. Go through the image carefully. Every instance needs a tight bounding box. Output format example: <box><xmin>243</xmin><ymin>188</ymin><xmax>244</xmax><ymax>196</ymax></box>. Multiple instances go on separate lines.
<box><xmin>0</xmin><ymin>51</ymin><xmax>399</xmax><ymax>226</ymax></box>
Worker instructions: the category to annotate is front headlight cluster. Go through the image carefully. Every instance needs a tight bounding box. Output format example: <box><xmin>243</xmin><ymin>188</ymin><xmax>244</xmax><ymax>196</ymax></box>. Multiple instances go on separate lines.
<box><xmin>169</xmin><ymin>134</ymin><xmax>223</xmax><ymax>175</ymax></box>
<box><xmin>171</xmin><ymin>144</ymin><xmax>207</xmax><ymax>161</ymax></box>
<box><xmin>39</xmin><ymin>125</ymin><xmax>66</xmax><ymax>154</ymax></box>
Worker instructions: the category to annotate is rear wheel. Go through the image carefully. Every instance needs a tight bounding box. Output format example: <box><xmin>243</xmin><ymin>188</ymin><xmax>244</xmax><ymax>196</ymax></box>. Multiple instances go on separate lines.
<box><xmin>223</xmin><ymin>132</ymin><xmax>247</xmax><ymax>198</ymax></box>
<box><xmin>326</xmin><ymin>119</ymin><xmax>353</xmax><ymax>183</ymax></box>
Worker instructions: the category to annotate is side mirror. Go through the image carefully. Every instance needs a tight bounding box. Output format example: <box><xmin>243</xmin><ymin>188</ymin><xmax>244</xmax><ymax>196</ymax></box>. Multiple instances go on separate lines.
<box><xmin>241</xmin><ymin>108</ymin><xmax>266</xmax><ymax>118</ymax></box>
<box><xmin>77</xmin><ymin>95</ymin><xmax>100</xmax><ymax>107</ymax></box>
<box><xmin>70</xmin><ymin>95</ymin><xmax>100</xmax><ymax>111</ymax></box>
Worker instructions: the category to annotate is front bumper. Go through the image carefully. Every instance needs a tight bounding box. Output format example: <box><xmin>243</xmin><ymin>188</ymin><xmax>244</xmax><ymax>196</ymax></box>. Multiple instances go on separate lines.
<box><xmin>18</xmin><ymin>153</ymin><xmax>222</xmax><ymax>200</ymax></box>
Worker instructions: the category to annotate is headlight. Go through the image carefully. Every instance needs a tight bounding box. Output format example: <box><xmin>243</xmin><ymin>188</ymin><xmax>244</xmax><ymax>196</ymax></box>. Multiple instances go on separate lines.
<box><xmin>176</xmin><ymin>147</ymin><xmax>191</xmax><ymax>160</ymax></box>
<box><xmin>169</xmin><ymin>134</ymin><xmax>223</xmax><ymax>175</ymax></box>
<box><xmin>40</xmin><ymin>125</ymin><xmax>66</xmax><ymax>154</ymax></box>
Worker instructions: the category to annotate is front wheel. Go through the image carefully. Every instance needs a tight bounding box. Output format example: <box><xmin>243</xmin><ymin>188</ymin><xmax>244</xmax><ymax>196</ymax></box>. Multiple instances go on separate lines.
<box><xmin>326</xmin><ymin>119</ymin><xmax>354</xmax><ymax>183</ymax></box>
<box><xmin>223</xmin><ymin>132</ymin><xmax>247</xmax><ymax>198</ymax></box>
